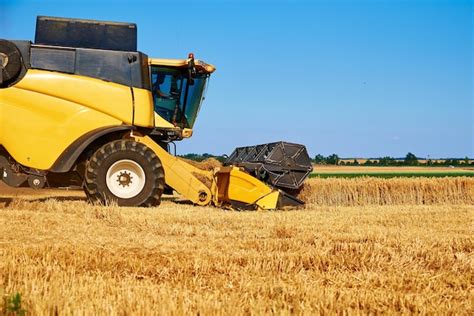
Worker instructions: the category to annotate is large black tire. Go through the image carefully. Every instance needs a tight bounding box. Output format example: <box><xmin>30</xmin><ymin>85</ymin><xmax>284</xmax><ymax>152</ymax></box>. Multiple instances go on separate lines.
<box><xmin>84</xmin><ymin>140</ymin><xmax>165</xmax><ymax>207</ymax></box>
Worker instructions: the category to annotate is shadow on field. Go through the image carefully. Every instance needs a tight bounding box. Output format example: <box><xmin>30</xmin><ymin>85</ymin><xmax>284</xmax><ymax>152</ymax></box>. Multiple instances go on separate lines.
<box><xmin>0</xmin><ymin>195</ymin><xmax>194</xmax><ymax>209</ymax></box>
<box><xmin>0</xmin><ymin>198</ymin><xmax>13</xmax><ymax>207</ymax></box>
<box><xmin>0</xmin><ymin>196</ymin><xmax>86</xmax><ymax>207</ymax></box>
<box><xmin>171</xmin><ymin>199</ymin><xmax>194</xmax><ymax>205</ymax></box>
<box><xmin>161</xmin><ymin>195</ymin><xmax>194</xmax><ymax>205</ymax></box>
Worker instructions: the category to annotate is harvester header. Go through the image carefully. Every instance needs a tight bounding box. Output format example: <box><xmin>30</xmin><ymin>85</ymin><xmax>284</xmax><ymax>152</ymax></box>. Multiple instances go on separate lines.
<box><xmin>226</xmin><ymin>142</ymin><xmax>313</xmax><ymax>191</ymax></box>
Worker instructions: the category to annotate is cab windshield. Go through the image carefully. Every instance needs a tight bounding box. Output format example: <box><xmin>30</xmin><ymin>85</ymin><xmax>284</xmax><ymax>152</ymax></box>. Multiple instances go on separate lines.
<box><xmin>151</xmin><ymin>66</ymin><xmax>209</xmax><ymax>128</ymax></box>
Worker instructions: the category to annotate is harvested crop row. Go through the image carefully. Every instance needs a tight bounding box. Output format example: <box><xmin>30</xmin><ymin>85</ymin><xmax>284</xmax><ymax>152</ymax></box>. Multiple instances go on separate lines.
<box><xmin>182</xmin><ymin>158</ymin><xmax>222</xmax><ymax>171</ymax></box>
<box><xmin>297</xmin><ymin>177</ymin><xmax>474</xmax><ymax>206</ymax></box>
<box><xmin>0</xmin><ymin>201</ymin><xmax>471</xmax><ymax>314</ymax></box>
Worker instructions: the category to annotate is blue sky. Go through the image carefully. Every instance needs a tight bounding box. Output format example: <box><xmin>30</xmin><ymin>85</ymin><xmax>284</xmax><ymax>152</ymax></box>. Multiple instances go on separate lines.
<box><xmin>1</xmin><ymin>0</ymin><xmax>472</xmax><ymax>158</ymax></box>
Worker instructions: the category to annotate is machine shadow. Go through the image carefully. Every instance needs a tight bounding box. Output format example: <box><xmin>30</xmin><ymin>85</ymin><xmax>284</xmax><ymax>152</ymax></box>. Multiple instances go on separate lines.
<box><xmin>0</xmin><ymin>196</ymin><xmax>86</xmax><ymax>208</ymax></box>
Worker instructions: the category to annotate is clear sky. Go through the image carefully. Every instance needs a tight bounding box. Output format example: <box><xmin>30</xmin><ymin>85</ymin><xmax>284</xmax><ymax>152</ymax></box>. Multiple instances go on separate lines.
<box><xmin>1</xmin><ymin>0</ymin><xmax>472</xmax><ymax>158</ymax></box>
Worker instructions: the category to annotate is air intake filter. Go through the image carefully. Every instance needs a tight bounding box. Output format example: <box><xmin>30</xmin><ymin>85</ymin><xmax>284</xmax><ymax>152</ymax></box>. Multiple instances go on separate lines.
<box><xmin>35</xmin><ymin>16</ymin><xmax>137</xmax><ymax>52</ymax></box>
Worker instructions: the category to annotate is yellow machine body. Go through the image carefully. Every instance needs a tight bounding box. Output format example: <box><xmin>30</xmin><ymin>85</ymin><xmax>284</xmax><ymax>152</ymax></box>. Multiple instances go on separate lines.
<box><xmin>0</xmin><ymin>17</ymin><xmax>303</xmax><ymax>210</ymax></box>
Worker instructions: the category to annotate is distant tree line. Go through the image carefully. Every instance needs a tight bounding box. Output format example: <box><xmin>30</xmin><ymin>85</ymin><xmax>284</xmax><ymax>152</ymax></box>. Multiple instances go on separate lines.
<box><xmin>180</xmin><ymin>153</ymin><xmax>226</xmax><ymax>163</ymax></box>
<box><xmin>312</xmin><ymin>152</ymin><xmax>473</xmax><ymax>166</ymax></box>
<box><xmin>179</xmin><ymin>152</ymin><xmax>472</xmax><ymax>167</ymax></box>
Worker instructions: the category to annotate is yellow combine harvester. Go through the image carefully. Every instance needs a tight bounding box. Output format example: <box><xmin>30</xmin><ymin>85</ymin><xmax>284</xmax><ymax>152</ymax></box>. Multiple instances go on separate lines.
<box><xmin>0</xmin><ymin>16</ymin><xmax>312</xmax><ymax>210</ymax></box>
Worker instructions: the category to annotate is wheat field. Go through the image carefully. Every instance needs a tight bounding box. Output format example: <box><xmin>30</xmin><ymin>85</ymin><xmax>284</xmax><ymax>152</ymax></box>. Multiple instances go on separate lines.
<box><xmin>0</xmin><ymin>178</ymin><xmax>473</xmax><ymax>314</ymax></box>
<box><xmin>298</xmin><ymin>177</ymin><xmax>474</xmax><ymax>206</ymax></box>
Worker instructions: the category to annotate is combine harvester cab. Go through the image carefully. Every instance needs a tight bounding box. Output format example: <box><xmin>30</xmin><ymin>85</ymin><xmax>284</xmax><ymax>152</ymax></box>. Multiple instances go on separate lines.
<box><xmin>0</xmin><ymin>16</ymin><xmax>312</xmax><ymax>210</ymax></box>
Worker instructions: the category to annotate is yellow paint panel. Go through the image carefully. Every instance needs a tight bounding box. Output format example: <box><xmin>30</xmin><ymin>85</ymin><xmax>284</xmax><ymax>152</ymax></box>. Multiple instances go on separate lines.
<box><xmin>226</xmin><ymin>168</ymin><xmax>273</xmax><ymax>204</ymax></box>
<box><xmin>154</xmin><ymin>113</ymin><xmax>175</xmax><ymax>129</ymax></box>
<box><xmin>149</xmin><ymin>58</ymin><xmax>189</xmax><ymax>67</ymax></box>
<box><xmin>0</xmin><ymin>85</ymin><xmax>121</xmax><ymax>169</ymax></box>
<box><xmin>132</xmin><ymin>87</ymin><xmax>156</xmax><ymax>128</ymax></box>
<box><xmin>13</xmin><ymin>70</ymin><xmax>157</xmax><ymax>128</ymax></box>
<box><xmin>149</xmin><ymin>58</ymin><xmax>216</xmax><ymax>74</ymax></box>
<box><xmin>14</xmin><ymin>70</ymin><xmax>135</xmax><ymax>123</ymax></box>
<box><xmin>255</xmin><ymin>191</ymin><xmax>280</xmax><ymax>210</ymax></box>
<box><xmin>214</xmin><ymin>167</ymin><xmax>280</xmax><ymax>210</ymax></box>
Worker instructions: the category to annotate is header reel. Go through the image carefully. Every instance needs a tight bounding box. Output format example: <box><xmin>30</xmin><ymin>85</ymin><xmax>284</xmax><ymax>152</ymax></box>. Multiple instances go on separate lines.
<box><xmin>225</xmin><ymin>141</ymin><xmax>313</xmax><ymax>193</ymax></box>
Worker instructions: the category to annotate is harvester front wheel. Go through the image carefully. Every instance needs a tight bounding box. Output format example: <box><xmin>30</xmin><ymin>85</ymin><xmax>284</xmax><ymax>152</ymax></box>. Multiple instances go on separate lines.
<box><xmin>84</xmin><ymin>140</ymin><xmax>165</xmax><ymax>207</ymax></box>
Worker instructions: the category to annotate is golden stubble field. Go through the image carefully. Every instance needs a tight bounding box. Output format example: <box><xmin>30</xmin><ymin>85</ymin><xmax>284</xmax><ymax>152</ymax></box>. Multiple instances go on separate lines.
<box><xmin>313</xmin><ymin>165</ymin><xmax>474</xmax><ymax>173</ymax></box>
<box><xmin>0</xmin><ymin>178</ymin><xmax>473</xmax><ymax>314</ymax></box>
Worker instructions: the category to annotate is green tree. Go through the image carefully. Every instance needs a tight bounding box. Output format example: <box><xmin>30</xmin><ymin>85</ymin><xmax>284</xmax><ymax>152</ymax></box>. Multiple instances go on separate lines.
<box><xmin>379</xmin><ymin>156</ymin><xmax>396</xmax><ymax>166</ymax></box>
<box><xmin>326</xmin><ymin>154</ymin><xmax>340</xmax><ymax>165</ymax></box>
<box><xmin>313</xmin><ymin>154</ymin><xmax>326</xmax><ymax>164</ymax></box>
<box><xmin>180</xmin><ymin>153</ymin><xmax>226</xmax><ymax>163</ymax></box>
<box><xmin>404</xmin><ymin>152</ymin><xmax>418</xmax><ymax>165</ymax></box>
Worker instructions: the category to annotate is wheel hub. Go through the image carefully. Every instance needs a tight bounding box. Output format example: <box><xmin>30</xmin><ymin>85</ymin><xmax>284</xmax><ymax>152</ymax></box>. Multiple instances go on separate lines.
<box><xmin>106</xmin><ymin>159</ymin><xmax>146</xmax><ymax>199</ymax></box>
<box><xmin>117</xmin><ymin>171</ymin><xmax>133</xmax><ymax>187</ymax></box>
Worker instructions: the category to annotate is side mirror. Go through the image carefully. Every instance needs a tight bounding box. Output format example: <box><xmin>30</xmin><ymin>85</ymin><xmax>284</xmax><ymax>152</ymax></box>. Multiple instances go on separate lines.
<box><xmin>187</xmin><ymin>52</ymin><xmax>196</xmax><ymax>85</ymax></box>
